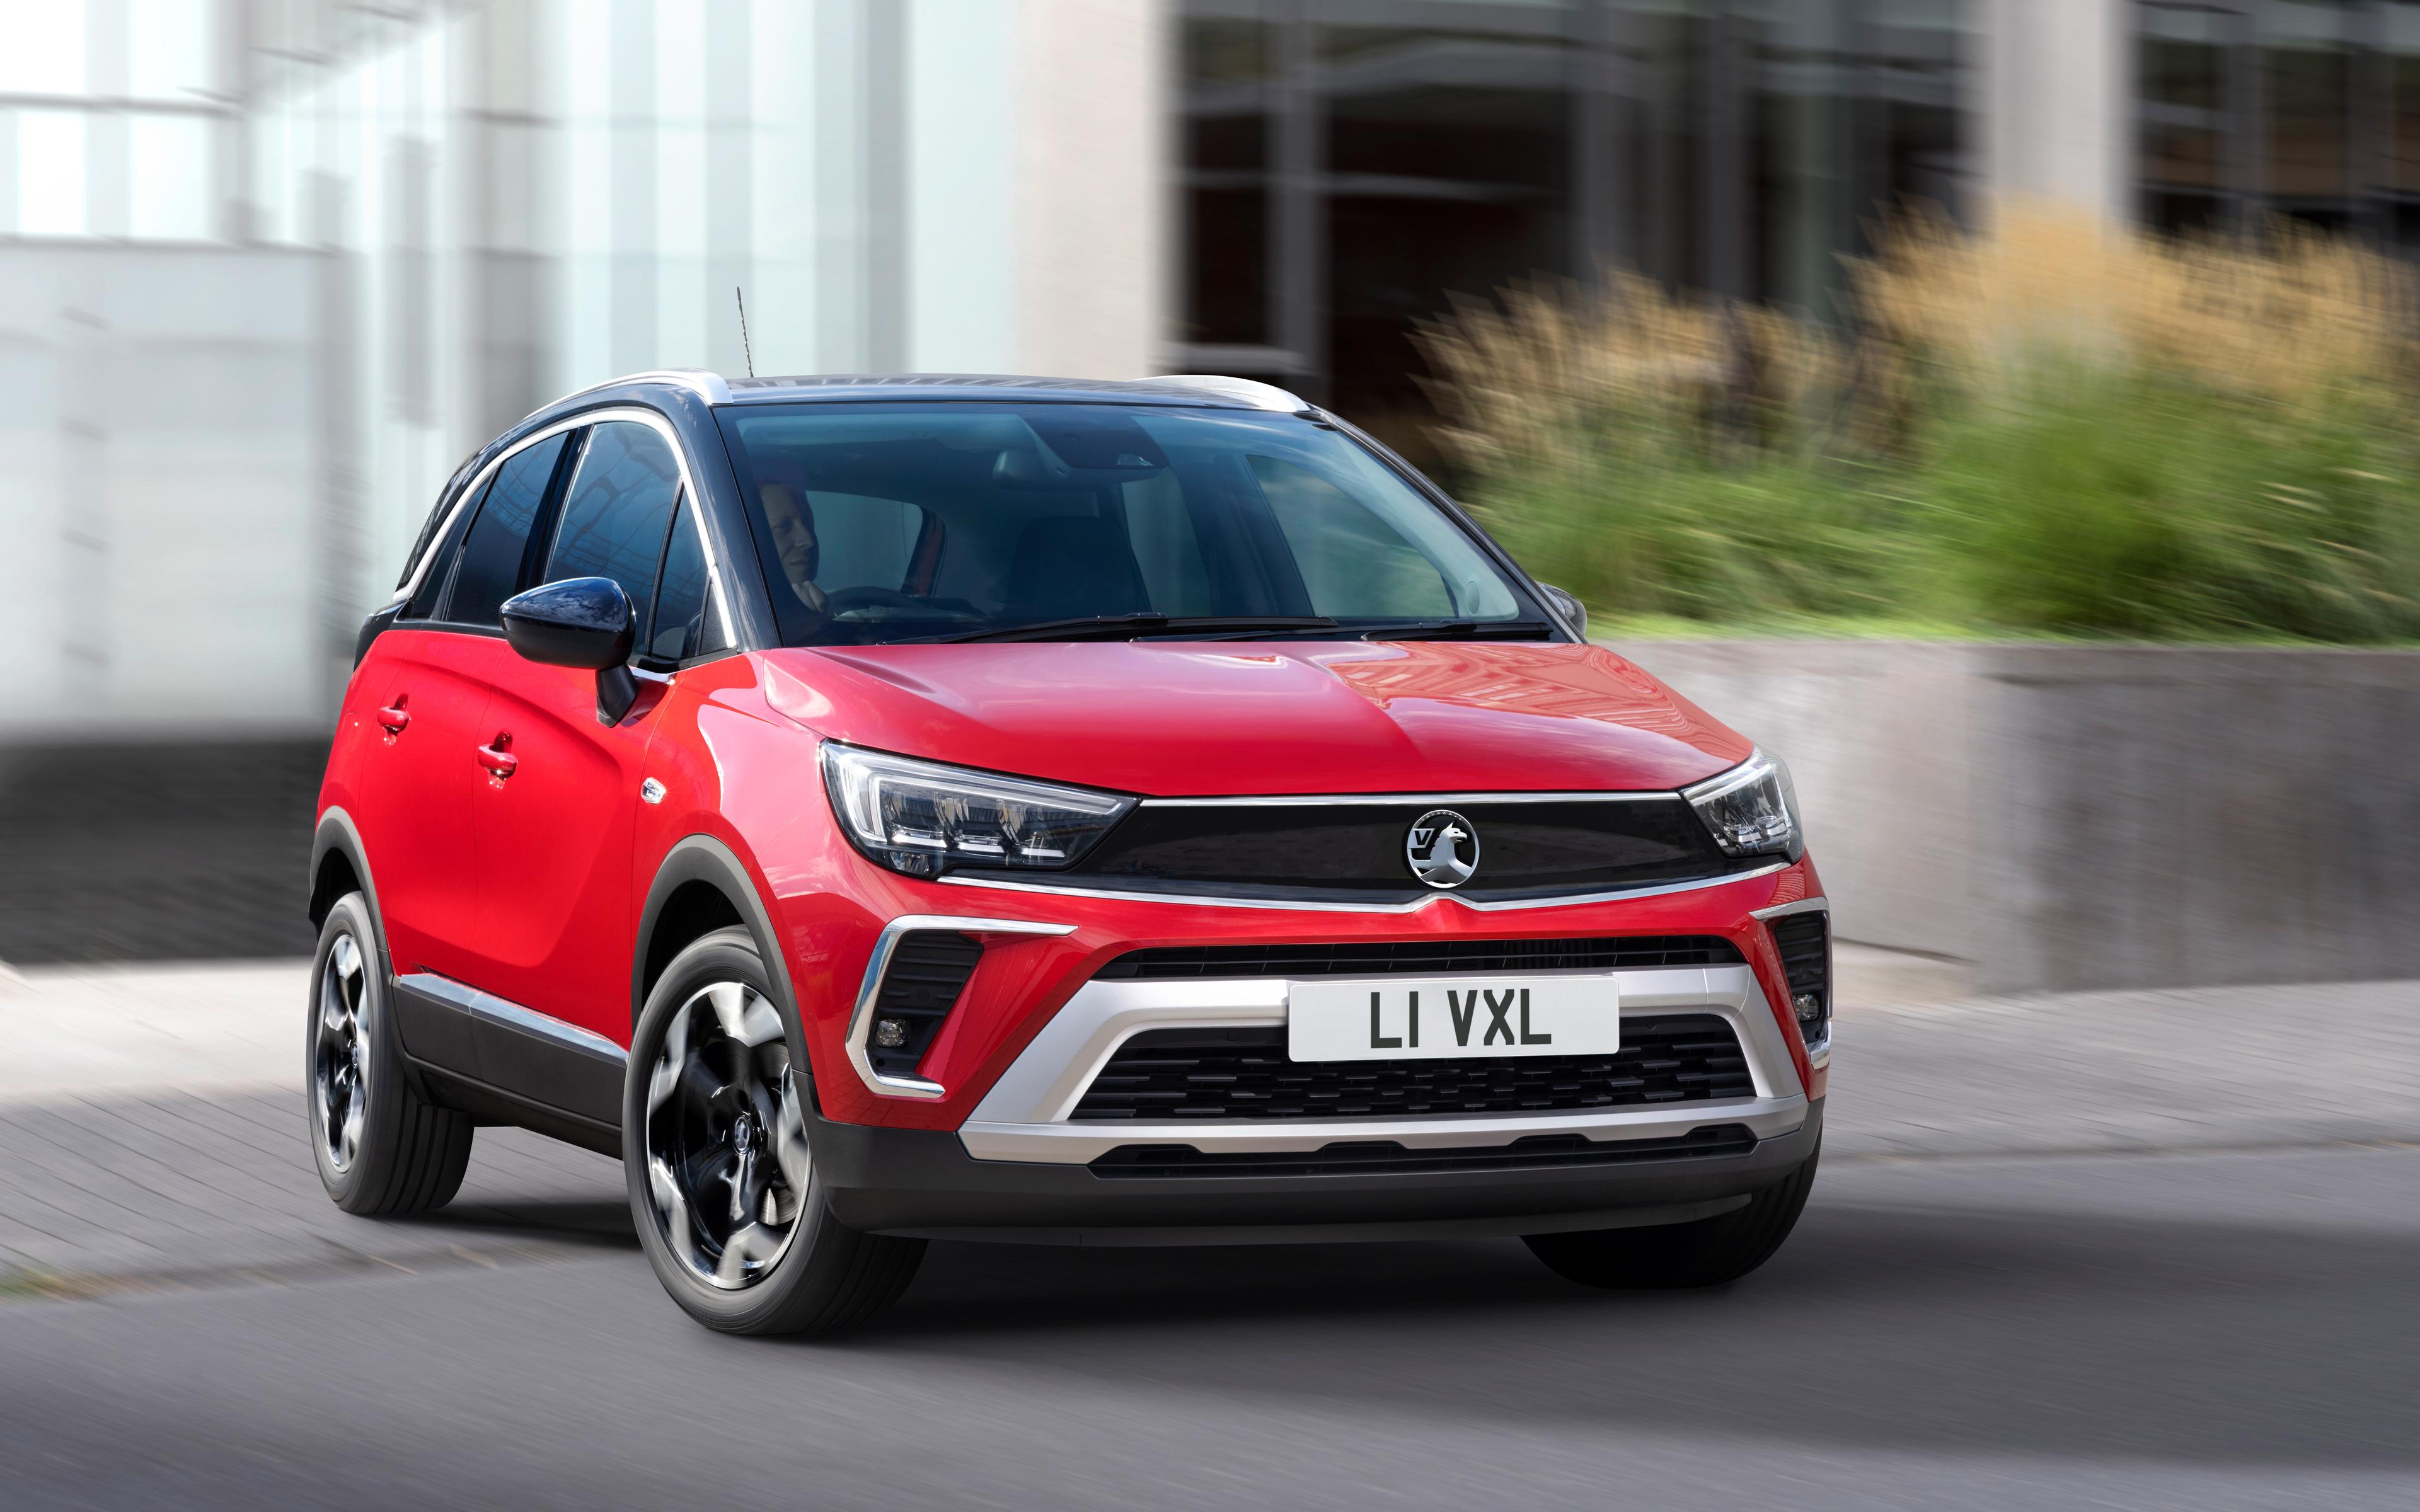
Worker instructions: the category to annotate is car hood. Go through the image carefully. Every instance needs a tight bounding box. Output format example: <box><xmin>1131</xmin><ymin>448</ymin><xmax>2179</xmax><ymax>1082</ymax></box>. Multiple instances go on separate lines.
<box><xmin>754</xmin><ymin>641</ymin><xmax>1752</xmax><ymax>797</ymax></box>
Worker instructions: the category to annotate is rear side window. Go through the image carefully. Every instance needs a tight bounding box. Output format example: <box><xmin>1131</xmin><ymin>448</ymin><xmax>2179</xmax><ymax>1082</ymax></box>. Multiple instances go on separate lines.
<box><xmin>543</xmin><ymin>421</ymin><xmax>684</xmax><ymax>644</ymax></box>
<box><xmin>401</xmin><ymin>478</ymin><xmax>483</xmax><ymax>620</ymax></box>
<box><xmin>446</xmin><ymin>433</ymin><xmax>570</xmax><ymax>627</ymax></box>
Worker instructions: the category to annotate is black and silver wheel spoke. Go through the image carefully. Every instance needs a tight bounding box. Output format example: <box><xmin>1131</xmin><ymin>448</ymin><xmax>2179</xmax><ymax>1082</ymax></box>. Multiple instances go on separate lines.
<box><xmin>642</xmin><ymin>980</ymin><xmax>810</xmax><ymax>1290</ymax></box>
<box><xmin>312</xmin><ymin>932</ymin><xmax>369</xmax><ymax>1172</ymax></box>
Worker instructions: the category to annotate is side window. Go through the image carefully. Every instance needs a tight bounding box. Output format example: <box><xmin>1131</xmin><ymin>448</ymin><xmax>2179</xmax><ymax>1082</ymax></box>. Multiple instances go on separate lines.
<box><xmin>446</xmin><ymin>433</ymin><xmax>570</xmax><ymax>627</ymax></box>
<box><xmin>402</xmin><ymin>478</ymin><xmax>484</xmax><ymax>620</ymax></box>
<box><xmin>543</xmin><ymin>421</ymin><xmax>684</xmax><ymax>643</ymax></box>
<box><xmin>647</xmin><ymin>512</ymin><xmax>720</xmax><ymax>663</ymax></box>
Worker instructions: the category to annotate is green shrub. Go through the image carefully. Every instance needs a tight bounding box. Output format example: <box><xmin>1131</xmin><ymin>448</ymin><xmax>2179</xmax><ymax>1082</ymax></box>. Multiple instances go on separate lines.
<box><xmin>1420</xmin><ymin>207</ymin><xmax>2420</xmax><ymax>644</ymax></box>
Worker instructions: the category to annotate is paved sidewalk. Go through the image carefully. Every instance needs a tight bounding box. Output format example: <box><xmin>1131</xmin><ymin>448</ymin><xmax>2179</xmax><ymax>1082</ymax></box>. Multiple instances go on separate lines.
<box><xmin>0</xmin><ymin>959</ymin><xmax>625</xmax><ymax>1290</ymax></box>
<box><xmin>0</xmin><ymin>959</ymin><xmax>306</xmax><ymax>1104</ymax></box>
<box><xmin>1</xmin><ymin>954</ymin><xmax>2414</xmax><ymax>1292</ymax></box>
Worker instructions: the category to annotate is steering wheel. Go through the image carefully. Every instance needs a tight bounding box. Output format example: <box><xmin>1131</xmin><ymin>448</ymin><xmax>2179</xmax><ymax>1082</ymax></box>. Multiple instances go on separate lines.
<box><xmin>824</xmin><ymin>586</ymin><xmax>923</xmax><ymax>615</ymax></box>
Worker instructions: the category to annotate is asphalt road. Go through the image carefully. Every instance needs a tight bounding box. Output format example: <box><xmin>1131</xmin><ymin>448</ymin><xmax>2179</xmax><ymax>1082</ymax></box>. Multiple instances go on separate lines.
<box><xmin>5</xmin><ymin>1140</ymin><xmax>2415</xmax><ymax>1511</ymax></box>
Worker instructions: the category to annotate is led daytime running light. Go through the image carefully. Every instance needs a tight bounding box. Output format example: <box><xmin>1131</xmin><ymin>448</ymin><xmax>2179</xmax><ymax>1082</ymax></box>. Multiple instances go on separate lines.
<box><xmin>821</xmin><ymin>743</ymin><xmax>1135</xmax><ymax>878</ymax></box>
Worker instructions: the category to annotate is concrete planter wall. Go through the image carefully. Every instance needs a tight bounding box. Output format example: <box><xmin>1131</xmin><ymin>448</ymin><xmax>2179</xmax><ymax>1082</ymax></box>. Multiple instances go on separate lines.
<box><xmin>1608</xmin><ymin>640</ymin><xmax>2420</xmax><ymax>994</ymax></box>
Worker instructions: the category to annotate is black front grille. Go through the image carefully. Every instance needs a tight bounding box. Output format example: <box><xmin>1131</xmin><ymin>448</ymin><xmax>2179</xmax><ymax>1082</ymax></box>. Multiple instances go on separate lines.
<box><xmin>1768</xmin><ymin>911</ymin><xmax>1829</xmax><ymax>1043</ymax></box>
<box><xmin>866</xmin><ymin>931</ymin><xmax>982</xmax><ymax>1078</ymax></box>
<box><xmin>1087</xmin><ymin>1123</ymin><xmax>1760</xmax><ymax>1179</ymax></box>
<box><xmin>1095</xmin><ymin>935</ymin><xmax>1743</xmax><ymax>980</ymax></box>
<box><xmin>1069</xmin><ymin>1012</ymin><xmax>1754</xmax><ymax>1122</ymax></box>
<box><xmin>954</xmin><ymin>796</ymin><xmax>1758</xmax><ymax>903</ymax></box>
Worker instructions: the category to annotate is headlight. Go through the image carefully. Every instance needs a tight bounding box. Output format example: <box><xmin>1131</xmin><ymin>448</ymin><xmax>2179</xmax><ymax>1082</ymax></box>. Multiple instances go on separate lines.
<box><xmin>820</xmin><ymin>743</ymin><xmax>1135</xmax><ymax>877</ymax></box>
<box><xmin>1683</xmin><ymin>748</ymin><xmax>1804</xmax><ymax>861</ymax></box>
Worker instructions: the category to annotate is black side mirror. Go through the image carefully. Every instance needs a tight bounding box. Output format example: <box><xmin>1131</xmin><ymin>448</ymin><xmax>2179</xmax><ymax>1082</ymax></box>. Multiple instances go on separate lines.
<box><xmin>500</xmin><ymin>576</ymin><xmax>641</xmax><ymax>723</ymax></box>
<box><xmin>1538</xmin><ymin>583</ymin><xmax>1587</xmax><ymax>640</ymax></box>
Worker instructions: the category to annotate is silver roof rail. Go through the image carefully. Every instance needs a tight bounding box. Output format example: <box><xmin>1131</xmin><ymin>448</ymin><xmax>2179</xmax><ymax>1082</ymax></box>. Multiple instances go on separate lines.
<box><xmin>527</xmin><ymin>367</ymin><xmax>733</xmax><ymax>421</ymax></box>
<box><xmin>1148</xmin><ymin>374</ymin><xmax>1310</xmax><ymax>412</ymax></box>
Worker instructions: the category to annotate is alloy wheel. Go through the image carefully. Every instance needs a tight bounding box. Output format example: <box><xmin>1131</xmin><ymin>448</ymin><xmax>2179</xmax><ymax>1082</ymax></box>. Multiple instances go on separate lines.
<box><xmin>313</xmin><ymin>932</ymin><xmax>369</xmax><ymax>1172</ymax></box>
<box><xmin>643</xmin><ymin>982</ymin><xmax>812</xmax><ymax>1290</ymax></box>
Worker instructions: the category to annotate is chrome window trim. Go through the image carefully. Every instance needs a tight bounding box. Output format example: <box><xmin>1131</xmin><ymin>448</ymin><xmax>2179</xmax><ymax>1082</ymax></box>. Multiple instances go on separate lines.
<box><xmin>848</xmin><ymin>914</ymin><xmax>1076</xmax><ymax>1099</ymax></box>
<box><xmin>386</xmin><ymin>404</ymin><xmax>732</xmax><ymax>650</ymax></box>
<box><xmin>933</xmin><ymin>860</ymin><xmax>1789</xmax><ymax>914</ymax></box>
<box><xmin>396</xmin><ymin>971</ymin><xmax>628</xmax><ymax>1064</ymax></box>
<box><xmin>1138</xmin><ymin>790</ymin><xmax>1683</xmax><ymax>808</ymax></box>
<box><xmin>959</xmin><ymin>962</ymin><xmax>1807</xmax><ymax>1164</ymax></box>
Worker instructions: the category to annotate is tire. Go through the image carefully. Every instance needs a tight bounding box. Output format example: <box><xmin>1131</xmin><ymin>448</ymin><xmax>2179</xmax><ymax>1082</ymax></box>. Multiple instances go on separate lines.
<box><xmin>625</xmin><ymin>926</ymin><xmax>925</xmax><ymax>1336</ymax></box>
<box><xmin>1524</xmin><ymin>1144</ymin><xmax>1819</xmax><ymax>1290</ymax></box>
<box><xmin>306</xmin><ymin>892</ymin><xmax>475</xmax><ymax>1215</ymax></box>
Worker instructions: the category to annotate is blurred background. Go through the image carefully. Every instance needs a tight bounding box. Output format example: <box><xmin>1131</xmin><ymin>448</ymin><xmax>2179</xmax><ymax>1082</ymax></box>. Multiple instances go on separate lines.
<box><xmin>0</xmin><ymin>1</ymin><xmax>2413</xmax><ymax>972</ymax></box>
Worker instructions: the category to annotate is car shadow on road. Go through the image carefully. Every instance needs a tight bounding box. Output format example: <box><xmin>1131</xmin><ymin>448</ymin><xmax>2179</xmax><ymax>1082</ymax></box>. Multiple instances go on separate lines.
<box><xmin>385</xmin><ymin>1198</ymin><xmax>640</xmax><ymax>1252</ymax></box>
<box><xmin>834</xmin><ymin>1192</ymin><xmax>2420</xmax><ymax>1472</ymax></box>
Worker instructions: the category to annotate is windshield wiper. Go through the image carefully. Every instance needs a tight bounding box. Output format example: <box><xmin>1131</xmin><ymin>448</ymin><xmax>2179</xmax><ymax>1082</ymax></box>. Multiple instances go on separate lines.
<box><xmin>1359</xmin><ymin>619</ymin><xmax>1557</xmax><ymax>641</ymax></box>
<box><xmin>920</xmin><ymin>614</ymin><xmax>1339</xmax><ymax>644</ymax></box>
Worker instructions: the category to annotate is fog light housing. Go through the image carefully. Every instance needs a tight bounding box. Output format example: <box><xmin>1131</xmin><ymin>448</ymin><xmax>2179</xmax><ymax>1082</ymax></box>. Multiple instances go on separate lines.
<box><xmin>1766</xmin><ymin>908</ymin><xmax>1831</xmax><ymax>1050</ymax></box>
<box><xmin>860</xmin><ymin>930</ymin><xmax>987</xmax><ymax>1081</ymax></box>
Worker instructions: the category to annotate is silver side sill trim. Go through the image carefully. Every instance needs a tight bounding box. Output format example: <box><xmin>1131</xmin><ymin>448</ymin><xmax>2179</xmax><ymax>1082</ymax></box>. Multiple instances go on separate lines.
<box><xmin>933</xmin><ymin>861</ymin><xmax>1788</xmax><ymax>915</ymax></box>
<box><xmin>396</xmin><ymin>973</ymin><xmax>627</xmax><ymax>1064</ymax></box>
<box><xmin>960</xmin><ymin>963</ymin><xmax>1807</xmax><ymax>1164</ymax></box>
<box><xmin>848</xmin><ymin>914</ymin><xmax>1076</xmax><ymax>1099</ymax></box>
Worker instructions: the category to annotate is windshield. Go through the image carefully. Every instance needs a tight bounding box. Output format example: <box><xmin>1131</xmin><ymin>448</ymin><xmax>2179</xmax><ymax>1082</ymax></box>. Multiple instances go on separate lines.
<box><xmin>713</xmin><ymin>403</ymin><xmax>1542</xmax><ymax>645</ymax></box>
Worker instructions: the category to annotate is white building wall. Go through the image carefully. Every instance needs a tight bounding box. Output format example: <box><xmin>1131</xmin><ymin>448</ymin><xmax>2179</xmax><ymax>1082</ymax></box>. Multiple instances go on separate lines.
<box><xmin>1012</xmin><ymin>0</ymin><xmax>1168</xmax><ymax>381</ymax></box>
<box><xmin>1976</xmin><ymin>0</ymin><xmax>2132</xmax><ymax>223</ymax></box>
<box><xmin>238</xmin><ymin>0</ymin><xmax>1173</xmax><ymax>664</ymax></box>
<box><xmin>0</xmin><ymin>246</ymin><xmax>327</xmax><ymax>739</ymax></box>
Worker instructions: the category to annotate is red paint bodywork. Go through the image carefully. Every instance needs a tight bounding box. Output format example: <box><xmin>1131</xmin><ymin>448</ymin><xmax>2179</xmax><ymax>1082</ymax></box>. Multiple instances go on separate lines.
<box><xmin>321</xmin><ymin>637</ymin><xmax>1825</xmax><ymax>1130</ymax></box>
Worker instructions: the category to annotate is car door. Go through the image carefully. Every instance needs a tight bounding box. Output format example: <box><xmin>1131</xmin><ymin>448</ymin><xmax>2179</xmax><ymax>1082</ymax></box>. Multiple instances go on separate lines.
<box><xmin>351</xmin><ymin>430</ymin><xmax>572</xmax><ymax>1069</ymax></box>
<box><xmin>464</xmin><ymin>418</ymin><xmax>693</xmax><ymax>1061</ymax></box>
<box><xmin>348</xmin><ymin>626</ymin><xmax>490</xmax><ymax>991</ymax></box>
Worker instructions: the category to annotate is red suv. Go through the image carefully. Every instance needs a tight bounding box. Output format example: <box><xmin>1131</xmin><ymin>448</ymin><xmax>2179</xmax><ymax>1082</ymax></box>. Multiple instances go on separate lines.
<box><xmin>308</xmin><ymin>371</ymin><xmax>1829</xmax><ymax>1335</ymax></box>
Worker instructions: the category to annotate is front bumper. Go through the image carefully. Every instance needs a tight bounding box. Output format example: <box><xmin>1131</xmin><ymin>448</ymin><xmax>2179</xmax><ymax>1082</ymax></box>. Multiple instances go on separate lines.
<box><xmin>958</xmin><ymin>961</ymin><xmax>1810</xmax><ymax>1163</ymax></box>
<box><xmin>813</xmin><ymin>1095</ymin><xmax>1822</xmax><ymax>1244</ymax></box>
<box><xmin>810</xmin><ymin>958</ymin><xmax>1818</xmax><ymax>1242</ymax></box>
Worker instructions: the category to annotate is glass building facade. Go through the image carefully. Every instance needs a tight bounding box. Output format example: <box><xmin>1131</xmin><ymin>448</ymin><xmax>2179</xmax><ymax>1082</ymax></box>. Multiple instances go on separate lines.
<box><xmin>2137</xmin><ymin>0</ymin><xmax>2420</xmax><ymax>244</ymax></box>
<box><xmin>1176</xmin><ymin>0</ymin><xmax>1973</xmax><ymax>452</ymax></box>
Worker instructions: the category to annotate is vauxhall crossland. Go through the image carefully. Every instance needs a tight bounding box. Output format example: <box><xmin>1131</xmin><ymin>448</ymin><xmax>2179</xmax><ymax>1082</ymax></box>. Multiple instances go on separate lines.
<box><xmin>307</xmin><ymin>370</ymin><xmax>1830</xmax><ymax>1335</ymax></box>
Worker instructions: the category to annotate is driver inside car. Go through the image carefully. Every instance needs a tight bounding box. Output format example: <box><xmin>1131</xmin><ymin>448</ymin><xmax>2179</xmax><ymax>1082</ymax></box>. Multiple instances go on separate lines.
<box><xmin>759</xmin><ymin>483</ymin><xmax>829</xmax><ymax>615</ymax></box>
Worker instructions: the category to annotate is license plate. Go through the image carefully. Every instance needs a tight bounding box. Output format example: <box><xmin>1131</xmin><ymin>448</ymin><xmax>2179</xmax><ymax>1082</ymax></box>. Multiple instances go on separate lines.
<box><xmin>1286</xmin><ymin>977</ymin><xmax>1620</xmax><ymax>1063</ymax></box>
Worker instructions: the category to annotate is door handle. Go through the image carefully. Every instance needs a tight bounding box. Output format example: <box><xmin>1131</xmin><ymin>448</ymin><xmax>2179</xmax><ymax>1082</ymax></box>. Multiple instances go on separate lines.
<box><xmin>376</xmin><ymin>701</ymin><xmax>410</xmax><ymax>734</ymax></box>
<box><xmin>476</xmin><ymin>735</ymin><xmax>517</xmax><ymax>780</ymax></box>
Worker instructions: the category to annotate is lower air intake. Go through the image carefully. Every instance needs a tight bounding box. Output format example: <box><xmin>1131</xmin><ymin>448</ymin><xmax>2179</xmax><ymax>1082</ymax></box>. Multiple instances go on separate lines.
<box><xmin>1070</xmin><ymin>1012</ymin><xmax>1754</xmax><ymax>1122</ymax></box>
